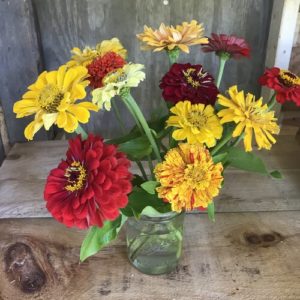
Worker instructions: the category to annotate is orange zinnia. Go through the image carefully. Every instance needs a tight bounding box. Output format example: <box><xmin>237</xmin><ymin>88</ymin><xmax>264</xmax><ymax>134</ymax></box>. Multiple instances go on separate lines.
<box><xmin>137</xmin><ymin>20</ymin><xmax>208</xmax><ymax>53</ymax></box>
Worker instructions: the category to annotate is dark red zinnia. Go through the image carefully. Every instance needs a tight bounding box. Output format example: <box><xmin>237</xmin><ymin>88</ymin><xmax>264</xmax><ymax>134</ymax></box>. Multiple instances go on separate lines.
<box><xmin>44</xmin><ymin>134</ymin><xmax>132</xmax><ymax>229</ymax></box>
<box><xmin>259</xmin><ymin>67</ymin><xmax>300</xmax><ymax>106</ymax></box>
<box><xmin>159</xmin><ymin>63</ymin><xmax>219</xmax><ymax>105</ymax></box>
<box><xmin>201</xmin><ymin>33</ymin><xmax>250</xmax><ymax>59</ymax></box>
<box><xmin>87</xmin><ymin>51</ymin><xmax>126</xmax><ymax>89</ymax></box>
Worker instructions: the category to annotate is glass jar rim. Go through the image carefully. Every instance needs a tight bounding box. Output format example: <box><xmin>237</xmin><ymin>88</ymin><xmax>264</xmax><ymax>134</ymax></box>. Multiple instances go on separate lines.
<box><xmin>136</xmin><ymin>211</ymin><xmax>184</xmax><ymax>223</ymax></box>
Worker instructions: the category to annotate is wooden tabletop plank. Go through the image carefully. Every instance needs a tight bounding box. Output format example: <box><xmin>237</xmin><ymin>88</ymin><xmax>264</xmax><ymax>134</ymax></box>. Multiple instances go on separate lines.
<box><xmin>0</xmin><ymin>136</ymin><xmax>300</xmax><ymax>218</ymax></box>
<box><xmin>0</xmin><ymin>212</ymin><xmax>299</xmax><ymax>300</ymax></box>
<box><xmin>0</xmin><ymin>135</ymin><xmax>299</xmax><ymax>181</ymax></box>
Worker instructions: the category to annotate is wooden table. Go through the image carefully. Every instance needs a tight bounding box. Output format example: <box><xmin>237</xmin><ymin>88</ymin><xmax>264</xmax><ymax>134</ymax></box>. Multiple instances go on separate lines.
<box><xmin>0</xmin><ymin>136</ymin><xmax>299</xmax><ymax>300</ymax></box>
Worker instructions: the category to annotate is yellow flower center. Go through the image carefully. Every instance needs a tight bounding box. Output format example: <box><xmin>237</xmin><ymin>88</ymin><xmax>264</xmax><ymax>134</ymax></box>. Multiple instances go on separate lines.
<box><xmin>279</xmin><ymin>70</ymin><xmax>300</xmax><ymax>87</ymax></box>
<box><xmin>65</xmin><ymin>161</ymin><xmax>87</xmax><ymax>192</ymax></box>
<box><xmin>38</xmin><ymin>84</ymin><xmax>64</xmax><ymax>113</ymax></box>
<box><xmin>182</xmin><ymin>67</ymin><xmax>208</xmax><ymax>89</ymax></box>
<box><xmin>183</xmin><ymin>68</ymin><xmax>201</xmax><ymax>88</ymax></box>
<box><xmin>186</xmin><ymin>109</ymin><xmax>207</xmax><ymax>128</ymax></box>
<box><xmin>184</xmin><ymin>164</ymin><xmax>210</xmax><ymax>189</ymax></box>
<box><xmin>103</xmin><ymin>68</ymin><xmax>127</xmax><ymax>85</ymax></box>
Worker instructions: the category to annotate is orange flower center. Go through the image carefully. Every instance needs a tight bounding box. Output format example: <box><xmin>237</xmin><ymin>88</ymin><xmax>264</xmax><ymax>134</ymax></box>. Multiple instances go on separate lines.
<box><xmin>38</xmin><ymin>84</ymin><xmax>64</xmax><ymax>113</ymax></box>
<box><xmin>279</xmin><ymin>70</ymin><xmax>300</xmax><ymax>87</ymax></box>
<box><xmin>65</xmin><ymin>161</ymin><xmax>87</xmax><ymax>192</ymax></box>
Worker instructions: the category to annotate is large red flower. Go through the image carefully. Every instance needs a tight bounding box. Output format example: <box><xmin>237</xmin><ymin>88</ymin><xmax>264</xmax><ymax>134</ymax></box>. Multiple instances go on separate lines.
<box><xmin>201</xmin><ymin>33</ymin><xmax>250</xmax><ymax>59</ymax></box>
<box><xmin>259</xmin><ymin>67</ymin><xmax>300</xmax><ymax>106</ymax></box>
<box><xmin>44</xmin><ymin>134</ymin><xmax>132</xmax><ymax>229</ymax></box>
<box><xmin>87</xmin><ymin>51</ymin><xmax>126</xmax><ymax>89</ymax></box>
<box><xmin>159</xmin><ymin>63</ymin><xmax>219</xmax><ymax>105</ymax></box>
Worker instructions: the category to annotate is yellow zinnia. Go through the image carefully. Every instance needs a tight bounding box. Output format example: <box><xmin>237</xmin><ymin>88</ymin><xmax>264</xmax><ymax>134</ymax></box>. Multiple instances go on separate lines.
<box><xmin>13</xmin><ymin>65</ymin><xmax>98</xmax><ymax>140</ymax></box>
<box><xmin>137</xmin><ymin>20</ymin><xmax>208</xmax><ymax>53</ymax></box>
<box><xmin>217</xmin><ymin>85</ymin><xmax>280</xmax><ymax>152</ymax></box>
<box><xmin>166</xmin><ymin>100</ymin><xmax>223</xmax><ymax>147</ymax></box>
<box><xmin>154</xmin><ymin>143</ymin><xmax>223</xmax><ymax>212</ymax></box>
<box><xmin>67</xmin><ymin>38</ymin><xmax>127</xmax><ymax>67</ymax></box>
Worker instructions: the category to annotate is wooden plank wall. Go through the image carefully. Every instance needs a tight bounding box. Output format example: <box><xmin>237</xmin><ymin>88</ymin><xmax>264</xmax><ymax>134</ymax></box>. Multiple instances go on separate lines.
<box><xmin>290</xmin><ymin>10</ymin><xmax>300</xmax><ymax>74</ymax></box>
<box><xmin>0</xmin><ymin>0</ymin><xmax>274</xmax><ymax>142</ymax></box>
<box><xmin>0</xmin><ymin>136</ymin><xmax>4</xmax><ymax>166</ymax></box>
<box><xmin>0</xmin><ymin>0</ymin><xmax>50</xmax><ymax>145</ymax></box>
<box><xmin>32</xmin><ymin>0</ymin><xmax>273</xmax><ymax>138</ymax></box>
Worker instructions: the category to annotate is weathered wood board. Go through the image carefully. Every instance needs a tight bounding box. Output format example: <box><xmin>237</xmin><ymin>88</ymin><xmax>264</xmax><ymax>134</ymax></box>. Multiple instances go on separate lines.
<box><xmin>0</xmin><ymin>213</ymin><xmax>299</xmax><ymax>300</ymax></box>
<box><xmin>0</xmin><ymin>135</ymin><xmax>299</xmax><ymax>218</ymax></box>
<box><xmin>0</xmin><ymin>136</ymin><xmax>4</xmax><ymax>166</ymax></box>
<box><xmin>32</xmin><ymin>0</ymin><xmax>273</xmax><ymax>137</ymax></box>
<box><xmin>0</xmin><ymin>0</ymin><xmax>50</xmax><ymax>143</ymax></box>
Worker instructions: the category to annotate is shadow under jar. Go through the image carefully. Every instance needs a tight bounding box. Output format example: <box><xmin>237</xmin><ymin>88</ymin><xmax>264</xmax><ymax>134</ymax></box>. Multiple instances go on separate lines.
<box><xmin>126</xmin><ymin>212</ymin><xmax>185</xmax><ymax>275</ymax></box>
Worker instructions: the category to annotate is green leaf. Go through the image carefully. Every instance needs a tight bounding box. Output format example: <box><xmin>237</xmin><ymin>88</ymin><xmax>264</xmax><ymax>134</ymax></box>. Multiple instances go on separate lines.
<box><xmin>225</xmin><ymin>147</ymin><xmax>283</xmax><ymax>179</ymax></box>
<box><xmin>117</xmin><ymin>136</ymin><xmax>152</xmax><ymax>160</ymax></box>
<box><xmin>132</xmin><ymin>174</ymin><xmax>145</xmax><ymax>187</ymax></box>
<box><xmin>141</xmin><ymin>180</ymin><xmax>159</xmax><ymax>194</ymax></box>
<box><xmin>207</xmin><ymin>202</ymin><xmax>215</xmax><ymax>222</ymax></box>
<box><xmin>80</xmin><ymin>214</ymin><xmax>126</xmax><ymax>262</ymax></box>
<box><xmin>212</xmin><ymin>152</ymin><xmax>228</xmax><ymax>164</ymax></box>
<box><xmin>140</xmin><ymin>206</ymin><xmax>167</xmax><ymax>218</ymax></box>
<box><xmin>226</xmin><ymin>147</ymin><xmax>269</xmax><ymax>174</ymax></box>
<box><xmin>121</xmin><ymin>187</ymin><xmax>171</xmax><ymax>218</ymax></box>
<box><xmin>106</xmin><ymin>130</ymin><xmax>140</xmax><ymax>145</ymax></box>
<box><xmin>270</xmin><ymin>170</ymin><xmax>283</xmax><ymax>179</ymax></box>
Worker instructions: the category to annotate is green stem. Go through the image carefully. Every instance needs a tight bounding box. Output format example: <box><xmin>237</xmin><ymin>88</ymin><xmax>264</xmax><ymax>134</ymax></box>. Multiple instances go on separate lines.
<box><xmin>147</xmin><ymin>156</ymin><xmax>155</xmax><ymax>180</ymax></box>
<box><xmin>267</xmin><ymin>92</ymin><xmax>277</xmax><ymax>111</ymax></box>
<box><xmin>216</xmin><ymin>53</ymin><xmax>229</xmax><ymax>88</ymax></box>
<box><xmin>211</xmin><ymin>130</ymin><xmax>233</xmax><ymax>156</ymax></box>
<box><xmin>122</xmin><ymin>91</ymin><xmax>162</xmax><ymax>162</ymax></box>
<box><xmin>75</xmin><ymin>124</ymin><xmax>88</xmax><ymax>140</ymax></box>
<box><xmin>231</xmin><ymin>133</ymin><xmax>244</xmax><ymax>147</ymax></box>
<box><xmin>169</xmin><ymin>129</ymin><xmax>178</xmax><ymax>149</ymax></box>
<box><xmin>167</xmin><ymin>47</ymin><xmax>180</xmax><ymax>66</ymax></box>
<box><xmin>112</xmin><ymin>99</ymin><xmax>126</xmax><ymax>134</ymax></box>
<box><xmin>136</xmin><ymin>161</ymin><xmax>148</xmax><ymax>181</ymax></box>
<box><xmin>122</xmin><ymin>97</ymin><xmax>143</xmax><ymax>133</ymax></box>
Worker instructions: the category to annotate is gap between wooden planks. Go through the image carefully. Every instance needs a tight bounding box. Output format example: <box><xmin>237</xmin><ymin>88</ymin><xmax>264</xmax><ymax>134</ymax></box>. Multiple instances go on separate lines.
<box><xmin>0</xmin><ymin>213</ymin><xmax>299</xmax><ymax>300</ymax></box>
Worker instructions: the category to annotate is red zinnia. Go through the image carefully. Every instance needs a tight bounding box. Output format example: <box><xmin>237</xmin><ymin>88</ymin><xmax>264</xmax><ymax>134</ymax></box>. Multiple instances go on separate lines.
<box><xmin>159</xmin><ymin>63</ymin><xmax>219</xmax><ymax>105</ymax></box>
<box><xmin>259</xmin><ymin>67</ymin><xmax>300</xmax><ymax>106</ymax></box>
<box><xmin>44</xmin><ymin>134</ymin><xmax>132</xmax><ymax>229</ymax></box>
<box><xmin>87</xmin><ymin>51</ymin><xmax>126</xmax><ymax>89</ymax></box>
<box><xmin>201</xmin><ymin>33</ymin><xmax>250</xmax><ymax>59</ymax></box>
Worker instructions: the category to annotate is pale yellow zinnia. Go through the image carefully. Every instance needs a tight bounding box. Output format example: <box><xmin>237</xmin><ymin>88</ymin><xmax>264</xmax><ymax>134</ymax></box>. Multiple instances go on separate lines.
<box><xmin>13</xmin><ymin>65</ymin><xmax>98</xmax><ymax>140</ymax></box>
<box><xmin>154</xmin><ymin>143</ymin><xmax>223</xmax><ymax>212</ymax></box>
<box><xmin>166</xmin><ymin>100</ymin><xmax>223</xmax><ymax>148</ymax></box>
<box><xmin>137</xmin><ymin>20</ymin><xmax>208</xmax><ymax>53</ymax></box>
<box><xmin>92</xmin><ymin>64</ymin><xmax>146</xmax><ymax>110</ymax></box>
<box><xmin>217</xmin><ymin>85</ymin><xmax>280</xmax><ymax>152</ymax></box>
<box><xmin>67</xmin><ymin>38</ymin><xmax>127</xmax><ymax>67</ymax></box>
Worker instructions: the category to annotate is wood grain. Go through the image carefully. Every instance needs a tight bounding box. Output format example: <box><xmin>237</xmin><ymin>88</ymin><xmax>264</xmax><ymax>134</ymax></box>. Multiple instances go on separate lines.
<box><xmin>0</xmin><ymin>0</ymin><xmax>50</xmax><ymax>143</ymax></box>
<box><xmin>0</xmin><ymin>135</ymin><xmax>299</xmax><ymax>218</ymax></box>
<box><xmin>32</xmin><ymin>0</ymin><xmax>273</xmax><ymax>137</ymax></box>
<box><xmin>0</xmin><ymin>213</ymin><xmax>299</xmax><ymax>300</ymax></box>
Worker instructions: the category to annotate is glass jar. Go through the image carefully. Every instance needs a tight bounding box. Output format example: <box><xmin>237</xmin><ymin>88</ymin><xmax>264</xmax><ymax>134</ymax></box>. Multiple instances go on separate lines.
<box><xmin>126</xmin><ymin>212</ymin><xmax>184</xmax><ymax>275</ymax></box>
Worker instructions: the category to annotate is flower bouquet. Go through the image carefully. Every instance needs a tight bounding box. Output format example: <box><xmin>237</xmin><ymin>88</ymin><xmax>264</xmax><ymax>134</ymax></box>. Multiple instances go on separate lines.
<box><xmin>13</xmin><ymin>20</ymin><xmax>298</xmax><ymax>275</ymax></box>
